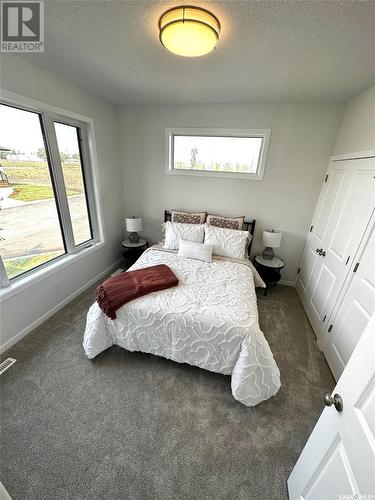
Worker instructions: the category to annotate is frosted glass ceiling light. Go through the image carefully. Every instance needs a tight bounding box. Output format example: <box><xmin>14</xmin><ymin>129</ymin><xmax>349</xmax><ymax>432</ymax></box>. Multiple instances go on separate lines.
<box><xmin>159</xmin><ymin>6</ymin><xmax>220</xmax><ymax>57</ymax></box>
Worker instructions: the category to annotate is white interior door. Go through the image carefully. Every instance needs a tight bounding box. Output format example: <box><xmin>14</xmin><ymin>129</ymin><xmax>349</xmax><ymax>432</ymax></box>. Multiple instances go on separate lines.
<box><xmin>296</xmin><ymin>162</ymin><xmax>351</xmax><ymax>333</ymax></box>
<box><xmin>296</xmin><ymin>157</ymin><xmax>375</xmax><ymax>339</ymax></box>
<box><xmin>296</xmin><ymin>162</ymin><xmax>347</xmax><ymax>308</ymax></box>
<box><xmin>288</xmin><ymin>313</ymin><xmax>375</xmax><ymax>500</ymax></box>
<box><xmin>322</xmin><ymin>225</ymin><xmax>375</xmax><ymax>380</ymax></box>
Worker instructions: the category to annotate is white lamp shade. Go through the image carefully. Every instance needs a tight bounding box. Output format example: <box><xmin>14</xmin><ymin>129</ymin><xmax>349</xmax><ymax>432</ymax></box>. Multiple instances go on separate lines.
<box><xmin>126</xmin><ymin>217</ymin><xmax>142</xmax><ymax>232</ymax></box>
<box><xmin>262</xmin><ymin>229</ymin><xmax>282</xmax><ymax>248</ymax></box>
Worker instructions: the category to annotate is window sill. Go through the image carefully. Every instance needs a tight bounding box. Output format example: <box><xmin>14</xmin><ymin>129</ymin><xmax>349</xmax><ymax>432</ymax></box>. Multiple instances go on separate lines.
<box><xmin>166</xmin><ymin>169</ymin><xmax>264</xmax><ymax>180</ymax></box>
<box><xmin>0</xmin><ymin>242</ymin><xmax>105</xmax><ymax>303</ymax></box>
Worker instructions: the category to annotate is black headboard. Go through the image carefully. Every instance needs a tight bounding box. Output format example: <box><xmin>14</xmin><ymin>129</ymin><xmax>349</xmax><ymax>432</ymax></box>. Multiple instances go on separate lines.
<box><xmin>164</xmin><ymin>210</ymin><xmax>256</xmax><ymax>258</ymax></box>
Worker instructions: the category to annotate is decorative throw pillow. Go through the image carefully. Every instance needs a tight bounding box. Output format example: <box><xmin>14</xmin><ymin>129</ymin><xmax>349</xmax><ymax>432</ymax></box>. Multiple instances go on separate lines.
<box><xmin>171</xmin><ymin>210</ymin><xmax>206</xmax><ymax>224</ymax></box>
<box><xmin>178</xmin><ymin>239</ymin><xmax>213</xmax><ymax>263</ymax></box>
<box><xmin>204</xmin><ymin>224</ymin><xmax>249</xmax><ymax>260</ymax></box>
<box><xmin>206</xmin><ymin>214</ymin><xmax>245</xmax><ymax>230</ymax></box>
<box><xmin>163</xmin><ymin>221</ymin><xmax>205</xmax><ymax>250</ymax></box>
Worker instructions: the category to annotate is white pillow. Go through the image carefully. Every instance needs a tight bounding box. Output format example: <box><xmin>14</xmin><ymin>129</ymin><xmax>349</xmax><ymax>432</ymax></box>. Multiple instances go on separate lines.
<box><xmin>163</xmin><ymin>221</ymin><xmax>204</xmax><ymax>250</ymax></box>
<box><xmin>204</xmin><ymin>224</ymin><xmax>249</xmax><ymax>259</ymax></box>
<box><xmin>178</xmin><ymin>239</ymin><xmax>213</xmax><ymax>263</ymax></box>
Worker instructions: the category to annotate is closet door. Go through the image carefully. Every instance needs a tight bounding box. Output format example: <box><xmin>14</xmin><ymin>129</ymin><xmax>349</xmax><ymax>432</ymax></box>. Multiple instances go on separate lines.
<box><xmin>296</xmin><ymin>162</ymin><xmax>351</xmax><ymax>334</ymax></box>
<box><xmin>322</xmin><ymin>226</ymin><xmax>375</xmax><ymax>380</ymax></box>
<box><xmin>296</xmin><ymin>157</ymin><xmax>375</xmax><ymax>339</ymax></box>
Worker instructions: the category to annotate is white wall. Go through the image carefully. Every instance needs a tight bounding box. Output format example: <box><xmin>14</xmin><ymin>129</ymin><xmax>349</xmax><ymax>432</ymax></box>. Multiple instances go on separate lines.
<box><xmin>334</xmin><ymin>85</ymin><xmax>375</xmax><ymax>155</ymax></box>
<box><xmin>0</xmin><ymin>55</ymin><xmax>359</xmax><ymax>351</ymax></box>
<box><xmin>0</xmin><ymin>55</ymin><xmax>123</xmax><ymax>351</ymax></box>
<box><xmin>118</xmin><ymin>102</ymin><xmax>345</xmax><ymax>283</ymax></box>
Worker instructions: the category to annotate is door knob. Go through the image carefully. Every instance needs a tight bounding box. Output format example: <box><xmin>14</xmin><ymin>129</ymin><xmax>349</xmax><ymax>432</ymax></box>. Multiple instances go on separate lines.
<box><xmin>324</xmin><ymin>393</ymin><xmax>343</xmax><ymax>412</ymax></box>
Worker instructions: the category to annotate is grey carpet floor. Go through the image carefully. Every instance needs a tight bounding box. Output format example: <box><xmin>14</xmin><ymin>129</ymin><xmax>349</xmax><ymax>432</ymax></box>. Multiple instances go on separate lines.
<box><xmin>0</xmin><ymin>285</ymin><xmax>334</xmax><ymax>500</ymax></box>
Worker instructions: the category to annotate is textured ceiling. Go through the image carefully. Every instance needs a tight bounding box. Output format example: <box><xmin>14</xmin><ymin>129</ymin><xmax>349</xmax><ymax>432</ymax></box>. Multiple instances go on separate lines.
<box><xmin>22</xmin><ymin>0</ymin><xmax>375</xmax><ymax>104</ymax></box>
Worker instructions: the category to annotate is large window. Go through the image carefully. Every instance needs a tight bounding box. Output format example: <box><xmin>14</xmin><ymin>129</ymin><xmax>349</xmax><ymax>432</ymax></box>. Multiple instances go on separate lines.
<box><xmin>54</xmin><ymin>122</ymin><xmax>93</xmax><ymax>246</ymax></box>
<box><xmin>0</xmin><ymin>100</ymin><xmax>98</xmax><ymax>284</ymax></box>
<box><xmin>166</xmin><ymin>128</ymin><xmax>271</xmax><ymax>180</ymax></box>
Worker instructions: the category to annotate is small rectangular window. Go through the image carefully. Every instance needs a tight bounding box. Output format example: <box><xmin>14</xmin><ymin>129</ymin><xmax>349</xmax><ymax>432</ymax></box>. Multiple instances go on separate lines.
<box><xmin>166</xmin><ymin>128</ymin><xmax>271</xmax><ymax>180</ymax></box>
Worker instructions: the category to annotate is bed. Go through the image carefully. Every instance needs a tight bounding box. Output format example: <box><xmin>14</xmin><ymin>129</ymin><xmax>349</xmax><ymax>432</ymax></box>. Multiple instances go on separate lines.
<box><xmin>83</xmin><ymin>212</ymin><xmax>281</xmax><ymax>407</ymax></box>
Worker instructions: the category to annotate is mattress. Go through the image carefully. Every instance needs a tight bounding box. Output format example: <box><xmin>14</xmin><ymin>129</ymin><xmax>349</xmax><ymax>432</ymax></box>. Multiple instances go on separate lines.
<box><xmin>83</xmin><ymin>247</ymin><xmax>281</xmax><ymax>406</ymax></box>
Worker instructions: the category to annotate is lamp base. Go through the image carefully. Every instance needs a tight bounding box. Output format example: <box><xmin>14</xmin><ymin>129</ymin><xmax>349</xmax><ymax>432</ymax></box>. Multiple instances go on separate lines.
<box><xmin>262</xmin><ymin>247</ymin><xmax>274</xmax><ymax>260</ymax></box>
<box><xmin>129</xmin><ymin>232</ymin><xmax>139</xmax><ymax>243</ymax></box>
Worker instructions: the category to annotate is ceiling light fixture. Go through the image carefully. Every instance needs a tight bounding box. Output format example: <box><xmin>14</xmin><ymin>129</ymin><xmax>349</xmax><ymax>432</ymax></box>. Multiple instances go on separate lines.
<box><xmin>159</xmin><ymin>6</ymin><xmax>220</xmax><ymax>57</ymax></box>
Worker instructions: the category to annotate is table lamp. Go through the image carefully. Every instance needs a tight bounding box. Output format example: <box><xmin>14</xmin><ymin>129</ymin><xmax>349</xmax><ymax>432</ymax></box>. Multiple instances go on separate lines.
<box><xmin>262</xmin><ymin>229</ymin><xmax>282</xmax><ymax>260</ymax></box>
<box><xmin>126</xmin><ymin>216</ymin><xmax>142</xmax><ymax>243</ymax></box>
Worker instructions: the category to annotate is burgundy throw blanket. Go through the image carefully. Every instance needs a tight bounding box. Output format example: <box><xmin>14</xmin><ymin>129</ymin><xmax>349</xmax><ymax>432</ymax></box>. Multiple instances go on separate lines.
<box><xmin>96</xmin><ymin>264</ymin><xmax>178</xmax><ymax>319</ymax></box>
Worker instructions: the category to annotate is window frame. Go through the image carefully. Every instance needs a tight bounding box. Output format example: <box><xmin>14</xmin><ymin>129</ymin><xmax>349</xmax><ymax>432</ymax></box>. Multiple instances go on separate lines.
<box><xmin>165</xmin><ymin>127</ymin><xmax>271</xmax><ymax>180</ymax></box>
<box><xmin>46</xmin><ymin>115</ymin><xmax>96</xmax><ymax>251</ymax></box>
<box><xmin>0</xmin><ymin>89</ymin><xmax>104</xmax><ymax>287</ymax></box>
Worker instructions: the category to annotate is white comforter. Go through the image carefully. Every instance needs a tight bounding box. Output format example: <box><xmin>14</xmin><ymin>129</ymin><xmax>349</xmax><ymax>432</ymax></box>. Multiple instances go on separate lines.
<box><xmin>83</xmin><ymin>248</ymin><xmax>281</xmax><ymax>406</ymax></box>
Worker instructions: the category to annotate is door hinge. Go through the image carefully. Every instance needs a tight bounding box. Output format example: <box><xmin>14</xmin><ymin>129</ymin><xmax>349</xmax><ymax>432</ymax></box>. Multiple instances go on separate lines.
<box><xmin>353</xmin><ymin>262</ymin><xmax>360</xmax><ymax>273</ymax></box>
<box><xmin>323</xmin><ymin>315</ymin><xmax>326</xmax><ymax>322</ymax></box>
<box><xmin>325</xmin><ymin>174</ymin><xmax>329</xmax><ymax>183</ymax></box>
<box><xmin>310</xmin><ymin>225</ymin><xmax>313</xmax><ymax>232</ymax></box>
<box><xmin>328</xmin><ymin>324</ymin><xmax>333</xmax><ymax>332</ymax></box>
<box><xmin>345</xmin><ymin>256</ymin><xmax>350</xmax><ymax>265</ymax></box>
<box><xmin>297</xmin><ymin>267</ymin><xmax>301</xmax><ymax>274</ymax></box>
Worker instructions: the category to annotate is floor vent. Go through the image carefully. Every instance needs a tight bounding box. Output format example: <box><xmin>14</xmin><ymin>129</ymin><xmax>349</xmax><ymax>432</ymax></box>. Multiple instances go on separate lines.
<box><xmin>0</xmin><ymin>358</ymin><xmax>16</xmax><ymax>375</ymax></box>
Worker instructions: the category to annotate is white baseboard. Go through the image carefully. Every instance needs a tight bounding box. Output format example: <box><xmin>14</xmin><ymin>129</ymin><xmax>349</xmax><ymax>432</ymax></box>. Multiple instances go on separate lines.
<box><xmin>279</xmin><ymin>280</ymin><xmax>295</xmax><ymax>287</ymax></box>
<box><xmin>0</xmin><ymin>260</ymin><xmax>121</xmax><ymax>355</ymax></box>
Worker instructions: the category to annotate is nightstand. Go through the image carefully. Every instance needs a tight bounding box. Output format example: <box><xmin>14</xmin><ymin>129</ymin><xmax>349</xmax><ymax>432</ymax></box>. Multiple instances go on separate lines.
<box><xmin>254</xmin><ymin>255</ymin><xmax>284</xmax><ymax>296</ymax></box>
<box><xmin>122</xmin><ymin>238</ymin><xmax>149</xmax><ymax>269</ymax></box>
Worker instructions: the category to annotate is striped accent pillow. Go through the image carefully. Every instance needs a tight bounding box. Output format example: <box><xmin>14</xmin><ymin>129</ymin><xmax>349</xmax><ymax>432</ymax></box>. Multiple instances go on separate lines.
<box><xmin>178</xmin><ymin>239</ymin><xmax>213</xmax><ymax>263</ymax></box>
